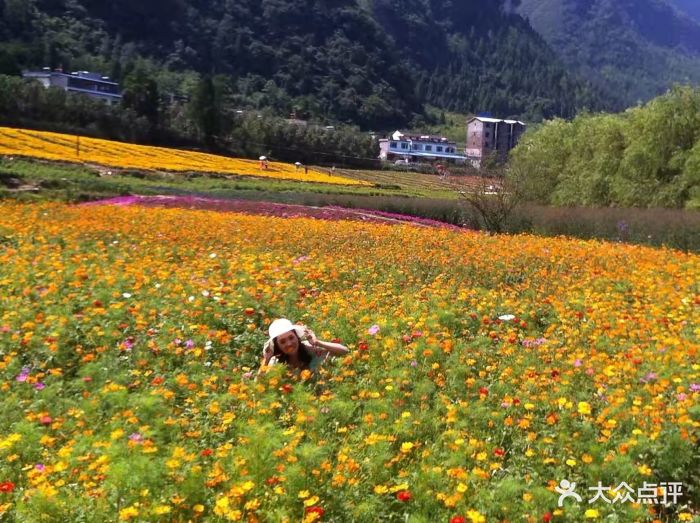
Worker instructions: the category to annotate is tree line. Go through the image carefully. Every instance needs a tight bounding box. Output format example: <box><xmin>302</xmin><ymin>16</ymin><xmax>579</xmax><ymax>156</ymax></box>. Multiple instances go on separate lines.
<box><xmin>510</xmin><ymin>86</ymin><xmax>700</xmax><ymax>209</ymax></box>
<box><xmin>0</xmin><ymin>74</ymin><xmax>380</xmax><ymax>168</ymax></box>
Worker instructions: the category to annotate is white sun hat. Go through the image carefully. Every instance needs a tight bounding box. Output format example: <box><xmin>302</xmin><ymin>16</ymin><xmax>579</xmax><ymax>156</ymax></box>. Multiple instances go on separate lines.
<box><xmin>269</xmin><ymin>318</ymin><xmax>305</xmax><ymax>339</ymax></box>
<box><xmin>263</xmin><ymin>318</ymin><xmax>306</xmax><ymax>359</ymax></box>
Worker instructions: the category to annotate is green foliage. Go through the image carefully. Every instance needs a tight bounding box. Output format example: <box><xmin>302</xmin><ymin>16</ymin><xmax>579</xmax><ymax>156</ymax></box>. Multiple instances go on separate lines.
<box><xmin>511</xmin><ymin>86</ymin><xmax>700</xmax><ymax>209</ymax></box>
<box><xmin>517</xmin><ymin>0</ymin><xmax>700</xmax><ymax>108</ymax></box>
<box><xmin>0</xmin><ymin>0</ymin><xmax>611</xmax><ymax>135</ymax></box>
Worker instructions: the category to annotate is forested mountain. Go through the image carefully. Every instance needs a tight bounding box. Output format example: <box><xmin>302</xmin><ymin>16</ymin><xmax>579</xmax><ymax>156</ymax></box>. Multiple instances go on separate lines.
<box><xmin>0</xmin><ymin>0</ymin><xmax>609</xmax><ymax>130</ymax></box>
<box><xmin>516</xmin><ymin>0</ymin><xmax>700</xmax><ymax>106</ymax></box>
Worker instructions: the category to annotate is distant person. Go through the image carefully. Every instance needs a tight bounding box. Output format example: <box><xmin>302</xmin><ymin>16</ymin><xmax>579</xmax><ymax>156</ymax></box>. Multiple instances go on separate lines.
<box><xmin>260</xmin><ymin>318</ymin><xmax>349</xmax><ymax>373</ymax></box>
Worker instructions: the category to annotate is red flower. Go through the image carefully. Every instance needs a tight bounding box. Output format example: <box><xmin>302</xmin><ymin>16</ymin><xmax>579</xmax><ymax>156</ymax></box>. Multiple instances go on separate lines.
<box><xmin>0</xmin><ymin>481</ymin><xmax>15</xmax><ymax>493</ymax></box>
<box><xmin>39</xmin><ymin>415</ymin><xmax>52</xmax><ymax>426</ymax></box>
<box><xmin>450</xmin><ymin>517</ymin><xmax>467</xmax><ymax>523</ymax></box>
<box><xmin>281</xmin><ymin>384</ymin><xmax>293</xmax><ymax>394</ymax></box>
<box><xmin>542</xmin><ymin>512</ymin><xmax>553</xmax><ymax>522</ymax></box>
<box><xmin>478</xmin><ymin>387</ymin><xmax>489</xmax><ymax>396</ymax></box>
<box><xmin>396</xmin><ymin>490</ymin><xmax>412</xmax><ymax>502</ymax></box>
<box><xmin>358</xmin><ymin>342</ymin><xmax>369</xmax><ymax>351</ymax></box>
<box><xmin>200</xmin><ymin>448</ymin><xmax>213</xmax><ymax>457</ymax></box>
<box><xmin>265</xmin><ymin>476</ymin><xmax>281</xmax><ymax>486</ymax></box>
<box><xmin>493</xmin><ymin>447</ymin><xmax>505</xmax><ymax>457</ymax></box>
<box><xmin>305</xmin><ymin>506</ymin><xmax>325</xmax><ymax>516</ymax></box>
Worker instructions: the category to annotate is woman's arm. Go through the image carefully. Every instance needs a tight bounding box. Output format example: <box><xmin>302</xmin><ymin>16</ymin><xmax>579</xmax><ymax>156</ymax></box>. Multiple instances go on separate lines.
<box><xmin>304</xmin><ymin>328</ymin><xmax>349</xmax><ymax>356</ymax></box>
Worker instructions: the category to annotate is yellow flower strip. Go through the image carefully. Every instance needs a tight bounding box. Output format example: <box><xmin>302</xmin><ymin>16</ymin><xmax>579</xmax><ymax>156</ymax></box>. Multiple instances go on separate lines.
<box><xmin>0</xmin><ymin>127</ymin><xmax>367</xmax><ymax>185</ymax></box>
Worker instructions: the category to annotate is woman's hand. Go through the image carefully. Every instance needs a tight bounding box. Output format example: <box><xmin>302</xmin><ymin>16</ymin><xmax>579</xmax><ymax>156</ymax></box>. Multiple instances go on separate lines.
<box><xmin>303</xmin><ymin>327</ymin><xmax>318</xmax><ymax>347</ymax></box>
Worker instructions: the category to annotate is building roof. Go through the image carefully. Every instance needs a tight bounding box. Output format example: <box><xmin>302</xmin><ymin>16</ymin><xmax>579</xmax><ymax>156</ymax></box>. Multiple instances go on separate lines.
<box><xmin>23</xmin><ymin>69</ymin><xmax>120</xmax><ymax>86</ymax></box>
<box><xmin>468</xmin><ymin>116</ymin><xmax>526</xmax><ymax>126</ymax></box>
<box><xmin>386</xmin><ymin>130</ymin><xmax>456</xmax><ymax>144</ymax></box>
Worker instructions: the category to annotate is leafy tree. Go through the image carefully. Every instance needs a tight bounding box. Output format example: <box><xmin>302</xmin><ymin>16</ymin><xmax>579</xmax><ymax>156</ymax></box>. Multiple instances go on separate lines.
<box><xmin>121</xmin><ymin>63</ymin><xmax>160</xmax><ymax>130</ymax></box>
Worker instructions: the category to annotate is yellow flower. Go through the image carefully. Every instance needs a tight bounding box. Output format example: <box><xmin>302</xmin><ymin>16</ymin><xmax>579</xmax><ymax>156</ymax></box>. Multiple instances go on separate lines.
<box><xmin>303</xmin><ymin>496</ymin><xmax>320</xmax><ymax>507</ymax></box>
<box><xmin>119</xmin><ymin>505</ymin><xmax>139</xmax><ymax>520</ymax></box>
<box><xmin>585</xmin><ymin>508</ymin><xmax>599</xmax><ymax>518</ymax></box>
<box><xmin>152</xmin><ymin>505</ymin><xmax>171</xmax><ymax>515</ymax></box>
<box><xmin>193</xmin><ymin>504</ymin><xmax>205</xmax><ymax>513</ymax></box>
<box><xmin>298</xmin><ymin>490</ymin><xmax>310</xmax><ymax>499</ymax></box>
<box><xmin>244</xmin><ymin>498</ymin><xmax>260</xmax><ymax>510</ymax></box>
<box><xmin>373</xmin><ymin>485</ymin><xmax>388</xmax><ymax>494</ymax></box>
<box><xmin>638</xmin><ymin>464</ymin><xmax>652</xmax><ymax>476</ymax></box>
<box><xmin>400</xmin><ymin>442</ymin><xmax>414</xmax><ymax>453</ymax></box>
<box><xmin>577</xmin><ymin>402</ymin><xmax>592</xmax><ymax>415</ymax></box>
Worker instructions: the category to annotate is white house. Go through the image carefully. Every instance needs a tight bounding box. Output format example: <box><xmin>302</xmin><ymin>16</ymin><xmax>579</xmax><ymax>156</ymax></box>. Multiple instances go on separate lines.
<box><xmin>379</xmin><ymin>131</ymin><xmax>467</xmax><ymax>164</ymax></box>
<box><xmin>22</xmin><ymin>69</ymin><xmax>122</xmax><ymax>105</ymax></box>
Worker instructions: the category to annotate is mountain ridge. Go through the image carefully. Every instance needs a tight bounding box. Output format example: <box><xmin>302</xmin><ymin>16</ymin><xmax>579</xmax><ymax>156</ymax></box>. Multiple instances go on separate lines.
<box><xmin>0</xmin><ymin>0</ymin><xmax>610</xmax><ymax>129</ymax></box>
<box><xmin>516</xmin><ymin>0</ymin><xmax>700</xmax><ymax>105</ymax></box>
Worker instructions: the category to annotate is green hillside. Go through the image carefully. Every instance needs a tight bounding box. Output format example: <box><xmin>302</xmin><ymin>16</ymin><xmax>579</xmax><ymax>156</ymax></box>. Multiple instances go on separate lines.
<box><xmin>0</xmin><ymin>0</ymin><xmax>609</xmax><ymax>131</ymax></box>
<box><xmin>517</xmin><ymin>0</ymin><xmax>700</xmax><ymax>106</ymax></box>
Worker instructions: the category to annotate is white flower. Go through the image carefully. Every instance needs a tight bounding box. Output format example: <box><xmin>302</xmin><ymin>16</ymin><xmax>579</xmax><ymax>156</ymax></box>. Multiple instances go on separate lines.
<box><xmin>209</xmin><ymin>253</ymin><xmax>217</xmax><ymax>258</ymax></box>
<box><xmin>498</xmin><ymin>314</ymin><xmax>515</xmax><ymax>321</ymax></box>
<box><xmin>202</xmin><ymin>290</ymin><xmax>210</xmax><ymax>297</ymax></box>
<box><xmin>188</xmin><ymin>296</ymin><xmax>195</xmax><ymax>302</ymax></box>
<box><xmin>154</xmin><ymin>283</ymin><xmax>161</xmax><ymax>289</ymax></box>
<box><xmin>122</xmin><ymin>292</ymin><xmax>132</xmax><ymax>299</ymax></box>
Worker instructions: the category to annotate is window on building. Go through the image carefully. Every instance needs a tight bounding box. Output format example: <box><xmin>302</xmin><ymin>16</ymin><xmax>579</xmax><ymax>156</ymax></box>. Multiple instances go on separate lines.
<box><xmin>390</xmin><ymin>142</ymin><xmax>397</xmax><ymax>149</ymax></box>
<box><xmin>425</xmin><ymin>145</ymin><xmax>432</xmax><ymax>151</ymax></box>
<box><xmin>412</xmin><ymin>144</ymin><xmax>419</xmax><ymax>150</ymax></box>
<box><xmin>400</xmin><ymin>142</ymin><xmax>408</xmax><ymax>149</ymax></box>
<box><xmin>436</xmin><ymin>146</ymin><xmax>443</xmax><ymax>152</ymax></box>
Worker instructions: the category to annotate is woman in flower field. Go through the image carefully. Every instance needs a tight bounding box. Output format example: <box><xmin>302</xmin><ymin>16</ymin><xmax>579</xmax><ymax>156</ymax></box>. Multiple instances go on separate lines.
<box><xmin>260</xmin><ymin>318</ymin><xmax>349</xmax><ymax>372</ymax></box>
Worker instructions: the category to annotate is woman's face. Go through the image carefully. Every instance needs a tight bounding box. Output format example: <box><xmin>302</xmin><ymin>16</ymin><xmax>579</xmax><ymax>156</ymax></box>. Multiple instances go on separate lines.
<box><xmin>275</xmin><ymin>330</ymin><xmax>299</xmax><ymax>355</ymax></box>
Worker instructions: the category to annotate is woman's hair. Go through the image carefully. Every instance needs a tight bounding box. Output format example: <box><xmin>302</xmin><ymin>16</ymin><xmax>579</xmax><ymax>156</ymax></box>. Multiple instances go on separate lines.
<box><xmin>273</xmin><ymin>331</ymin><xmax>313</xmax><ymax>368</ymax></box>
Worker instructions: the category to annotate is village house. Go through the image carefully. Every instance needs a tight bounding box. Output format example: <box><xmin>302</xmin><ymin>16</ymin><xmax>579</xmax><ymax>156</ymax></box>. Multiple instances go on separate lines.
<box><xmin>378</xmin><ymin>131</ymin><xmax>467</xmax><ymax>164</ymax></box>
<box><xmin>22</xmin><ymin>69</ymin><xmax>122</xmax><ymax>105</ymax></box>
<box><xmin>465</xmin><ymin>116</ymin><xmax>526</xmax><ymax>166</ymax></box>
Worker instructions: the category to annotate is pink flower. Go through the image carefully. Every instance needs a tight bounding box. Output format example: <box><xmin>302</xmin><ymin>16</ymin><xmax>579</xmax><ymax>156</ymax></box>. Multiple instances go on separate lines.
<box><xmin>368</xmin><ymin>325</ymin><xmax>380</xmax><ymax>335</ymax></box>
<box><xmin>16</xmin><ymin>367</ymin><xmax>30</xmax><ymax>382</ymax></box>
<box><xmin>34</xmin><ymin>382</ymin><xmax>45</xmax><ymax>391</ymax></box>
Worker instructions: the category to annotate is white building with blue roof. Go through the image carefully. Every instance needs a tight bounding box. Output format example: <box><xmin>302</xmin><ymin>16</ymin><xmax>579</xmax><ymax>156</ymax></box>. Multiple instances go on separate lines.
<box><xmin>22</xmin><ymin>69</ymin><xmax>122</xmax><ymax>105</ymax></box>
<box><xmin>378</xmin><ymin>131</ymin><xmax>466</xmax><ymax>164</ymax></box>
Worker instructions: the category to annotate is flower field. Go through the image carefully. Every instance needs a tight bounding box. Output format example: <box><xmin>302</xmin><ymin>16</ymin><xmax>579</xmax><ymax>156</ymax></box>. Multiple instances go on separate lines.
<box><xmin>0</xmin><ymin>201</ymin><xmax>698</xmax><ymax>522</ymax></box>
<box><xmin>0</xmin><ymin>127</ymin><xmax>366</xmax><ymax>186</ymax></box>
